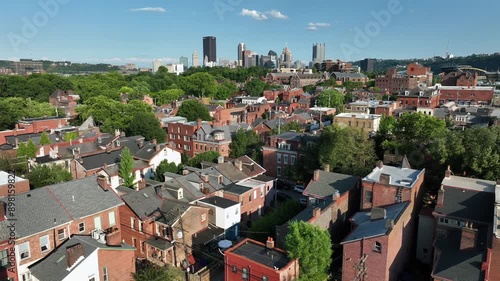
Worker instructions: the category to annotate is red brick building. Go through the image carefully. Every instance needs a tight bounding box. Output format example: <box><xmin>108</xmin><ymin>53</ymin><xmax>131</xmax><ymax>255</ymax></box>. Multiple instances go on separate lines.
<box><xmin>0</xmin><ymin>175</ymin><xmax>125</xmax><ymax>281</ymax></box>
<box><xmin>376</xmin><ymin>63</ymin><xmax>433</xmax><ymax>94</ymax></box>
<box><xmin>262</xmin><ymin>132</ymin><xmax>303</xmax><ymax>178</ymax></box>
<box><xmin>341</xmin><ymin>202</ymin><xmax>412</xmax><ymax>281</ymax></box>
<box><xmin>437</xmin><ymin>85</ymin><xmax>495</xmax><ymax>105</ymax></box>
<box><xmin>49</xmin><ymin>90</ymin><xmax>80</xmax><ymax>118</ymax></box>
<box><xmin>0</xmin><ymin>117</ymin><xmax>69</xmax><ymax>144</ymax></box>
<box><xmin>431</xmin><ymin>169</ymin><xmax>497</xmax><ymax>281</ymax></box>
<box><xmin>397</xmin><ymin>87</ymin><xmax>441</xmax><ymax>109</ymax></box>
<box><xmin>441</xmin><ymin>71</ymin><xmax>478</xmax><ymax>87</ymax></box>
<box><xmin>223</xmin><ymin>183</ymin><xmax>266</xmax><ymax>229</ymax></box>
<box><xmin>224</xmin><ymin>238</ymin><xmax>299</xmax><ymax>281</ymax></box>
<box><xmin>0</xmin><ymin>171</ymin><xmax>30</xmax><ymax>197</ymax></box>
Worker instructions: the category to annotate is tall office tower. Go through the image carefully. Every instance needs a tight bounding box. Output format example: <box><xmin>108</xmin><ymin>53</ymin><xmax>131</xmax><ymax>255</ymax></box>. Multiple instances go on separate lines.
<box><xmin>312</xmin><ymin>43</ymin><xmax>326</xmax><ymax>63</ymax></box>
<box><xmin>152</xmin><ymin>59</ymin><xmax>162</xmax><ymax>73</ymax></box>
<box><xmin>360</xmin><ymin>58</ymin><xmax>376</xmax><ymax>72</ymax></box>
<box><xmin>179</xmin><ymin>56</ymin><xmax>188</xmax><ymax>69</ymax></box>
<box><xmin>281</xmin><ymin>46</ymin><xmax>293</xmax><ymax>68</ymax></box>
<box><xmin>237</xmin><ymin>43</ymin><xmax>246</xmax><ymax>67</ymax></box>
<box><xmin>192</xmin><ymin>51</ymin><xmax>199</xmax><ymax>67</ymax></box>
<box><xmin>203</xmin><ymin>36</ymin><xmax>217</xmax><ymax>64</ymax></box>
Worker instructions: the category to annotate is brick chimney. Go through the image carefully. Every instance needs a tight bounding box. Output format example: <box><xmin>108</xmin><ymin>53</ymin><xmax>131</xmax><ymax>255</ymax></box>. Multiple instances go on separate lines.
<box><xmin>0</xmin><ymin>202</ymin><xmax>6</xmax><ymax>221</ymax></box>
<box><xmin>460</xmin><ymin>222</ymin><xmax>478</xmax><ymax>250</ymax></box>
<box><xmin>323</xmin><ymin>164</ymin><xmax>330</xmax><ymax>172</ymax></box>
<box><xmin>106</xmin><ymin>229</ymin><xmax>122</xmax><ymax>247</ymax></box>
<box><xmin>152</xmin><ymin>139</ymin><xmax>157</xmax><ymax>145</ymax></box>
<box><xmin>97</xmin><ymin>175</ymin><xmax>110</xmax><ymax>191</ymax></box>
<box><xmin>66</xmin><ymin>243</ymin><xmax>84</xmax><ymax>268</ymax></box>
<box><xmin>217</xmin><ymin>156</ymin><xmax>224</xmax><ymax>164</ymax></box>
<box><xmin>313</xmin><ymin>170</ymin><xmax>320</xmax><ymax>181</ymax></box>
<box><xmin>156</xmin><ymin>144</ymin><xmax>161</xmax><ymax>152</ymax></box>
<box><xmin>379</xmin><ymin>173</ymin><xmax>391</xmax><ymax>185</ymax></box>
<box><xmin>437</xmin><ymin>186</ymin><xmax>445</xmax><ymax>207</ymax></box>
<box><xmin>313</xmin><ymin>207</ymin><xmax>321</xmax><ymax>218</ymax></box>
<box><xmin>444</xmin><ymin>165</ymin><xmax>451</xmax><ymax>178</ymax></box>
<box><xmin>266</xmin><ymin>237</ymin><xmax>275</xmax><ymax>249</ymax></box>
<box><xmin>235</xmin><ymin>160</ymin><xmax>242</xmax><ymax>171</ymax></box>
<box><xmin>137</xmin><ymin>179</ymin><xmax>146</xmax><ymax>191</ymax></box>
<box><xmin>197</xmin><ymin>119</ymin><xmax>202</xmax><ymax>130</ymax></box>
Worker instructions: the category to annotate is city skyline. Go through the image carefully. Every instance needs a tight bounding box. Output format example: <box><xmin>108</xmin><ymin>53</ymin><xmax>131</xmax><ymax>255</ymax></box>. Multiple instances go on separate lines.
<box><xmin>1</xmin><ymin>0</ymin><xmax>500</xmax><ymax>66</ymax></box>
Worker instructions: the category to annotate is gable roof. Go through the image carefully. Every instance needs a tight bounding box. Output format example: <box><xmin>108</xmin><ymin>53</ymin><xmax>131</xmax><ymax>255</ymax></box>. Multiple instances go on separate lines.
<box><xmin>1</xmin><ymin>175</ymin><xmax>123</xmax><ymax>238</ymax></box>
<box><xmin>134</xmin><ymin>142</ymin><xmax>165</xmax><ymax>161</ymax></box>
<box><xmin>342</xmin><ymin>202</ymin><xmax>410</xmax><ymax>244</ymax></box>
<box><xmin>29</xmin><ymin>235</ymin><xmax>134</xmax><ymax>281</ymax></box>
<box><xmin>304</xmin><ymin>171</ymin><xmax>359</xmax><ymax>199</ymax></box>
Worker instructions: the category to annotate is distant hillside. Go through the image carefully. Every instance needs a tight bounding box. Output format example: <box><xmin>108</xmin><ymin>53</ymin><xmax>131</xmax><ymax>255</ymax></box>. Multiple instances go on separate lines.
<box><xmin>355</xmin><ymin>53</ymin><xmax>500</xmax><ymax>74</ymax></box>
<box><xmin>0</xmin><ymin>60</ymin><xmax>120</xmax><ymax>74</ymax></box>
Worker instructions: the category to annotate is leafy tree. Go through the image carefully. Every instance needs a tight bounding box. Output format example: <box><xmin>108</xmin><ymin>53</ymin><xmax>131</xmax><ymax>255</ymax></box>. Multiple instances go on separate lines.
<box><xmin>133</xmin><ymin>264</ymin><xmax>183</xmax><ymax>281</ymax></box>
<box><xmin>458</xmin><ymin>127</ymin><xmax>500</xmax><ymax>180</ymax></box>
<box><xmin>119</xmin><ymin>86</ymin><xmax>134</xmax><ymax>94</ymax></box>
<box><xmin>319</xmin><ymin>125</ymin><xmax>377</xmax><ymax>177</ymax></box>
<box><xmin>214</xmin><ymin>81</ymin><xmax>238</xmax><ymax>100</ymax></box>
<box><xmin>270</xmin><ymin>121</ymin><xmax>302</xmax><ymax>136</ymax></box>
<box><xmin>39</xmin><ymin>132</ymin><xmax>52</xmax><ymax>146</ymax></box>
<box><xmin>25</xmin><ymin>139</ymin><xmax>37</xmax><ymax>159</ymax></box>
<box><xmin>63</xmin><ymin>131</ymin><xmax>79</xmax><ymax>142</ymax></box>
<box><xmin>152</xmin><ymin>89</ymin><xmax>184</xmax><ymax>105</ymax></box>
<box><xmin>176</xmin><ymin>100</ymin><xmax>211</xmax><ymax>122</ymax></box>
<box><xmin>119</xmin><ymin>147</ymin><xmax>134</xmax><ymax>188</ymax></box>
<box><xmin>180</xmin><ymin>72</ymin><xmax>217</xmax><ymax>97</ymax></box>
<box><xmin>248</xmin><ymin>200</ymin><xmax>303</xmax><ymax>242</ymax></box>
<box><xmin>126</xmin><ymin>111</ymin><xmax>166</xmax><ymax>142</ymax></box>
<box><xmin>0</xmin><ymin>98</ymin><xmax>55</xmax><ymax>130</ymax></box>
<box><xmin>185</xmin><ymin>151</ymin><xmax>220</xmax><ymax>168</ymax></box>
<box><xmin>285</xmin><ymin>221</ymin><xmax>333</xmax><ymax>281</ymax></box>
<box><xmin>303</xmin><ymin>85</ymin><xmax>316</xmax><ymax>94</ymax></box>
<box><xmin>229</xmin><ymin>129</ymin><xmax>262</xmax><ymax>160</ymax></box>
<box><xmin>26</xmin><ymin>165</ymin><xmax>72</xmax><ymax>189</ymax></box>
<box><xmin>244</xmin><ymin>78</ymin><xmax>267</xmax><ymax>97</ymax></box>
<box><xmin>155</xmin><ymin>160</ymin><xmax>180</xmax><ymax>181</ymax></box>
<box><xmin>316</xmin><ymin>89</ymin><xmax>344</xmax><ymax>109</ymax></box>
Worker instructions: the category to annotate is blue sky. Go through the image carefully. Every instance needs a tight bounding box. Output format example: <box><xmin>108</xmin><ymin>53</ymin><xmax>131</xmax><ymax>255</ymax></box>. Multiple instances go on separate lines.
<box><xmin>1</xmin><ymin>0</ymin><xmax>499</xmax><ymax>67</ymax></box>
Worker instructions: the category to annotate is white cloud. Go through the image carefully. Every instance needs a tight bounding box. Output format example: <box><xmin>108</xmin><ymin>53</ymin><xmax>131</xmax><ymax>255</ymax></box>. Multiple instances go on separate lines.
<box><xmin>240</xmin><ymin>9</ymin><xmax>268</xmax><ymax>20</ymax></box>
<box><xmin>240</xmin><ymin>9</ymin><xmax>288</xmax><ymax>20</ymax></box>
<box><xmin>130</xmin><ymin>7</ymin><xmax>166</xmax><ymax>13</ymax></box>
<box><xmin>306</xmin><ymin>22</ymin><xmax>331</xmax><ymax>31</ymax></box>
<box><xmin>266</xmin><ymin>10</ymin><xmax>288</xmax><ymax>19</ymax></box>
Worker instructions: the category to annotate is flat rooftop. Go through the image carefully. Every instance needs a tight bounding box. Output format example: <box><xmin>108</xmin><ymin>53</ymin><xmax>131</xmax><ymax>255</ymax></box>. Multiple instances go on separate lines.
<box><xmin>230</xmin><ymin>240</ymin><xmax>291</xmax><ymax>270</ymax></box>
<box><xmin>363</xmin><ymin>164</ymin><xmax>423</xmax><ymax>188</ymax></box>
<box><xmin>335</xmin><ymin>113</ymin><xmax>381</xmax><ymax>119</ymax></box>
<box><xmin>442</xmin><ymin>175</ymin><xmax>496</xmax><ymax>193</ymax></box>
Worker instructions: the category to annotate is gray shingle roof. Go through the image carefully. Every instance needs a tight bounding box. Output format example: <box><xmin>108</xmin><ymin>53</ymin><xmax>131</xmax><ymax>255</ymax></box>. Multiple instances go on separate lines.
<box><xmin>199</xmin><ymin>196</ymin><xmax>238</xmax><ymax>209</ymax></box>
<box><xmin>342</xmin><ymin>202</ymin><xmax>409</xmax><ymax>244</ymax></box>
<box><xmin>29</xmin><ymin>235</ymin><xmax>134</xmax><ymax>281</ymax></box>
<box><xmin>121</xmin><ymin>185</ymin><xmax>163</xmax><ymax>219</ymax></box>
<box><xmin>2</xmin><ymin>188</ymin><xmax>72</xmax><ymax>238</ymax></box>
<box><xmin>224</xmin><ymin>184</ymin><xmax>252</xmax><ymax>195</ymax></box>
<box><xmin>47</xmin><ymin>175</ymin><xmax>124</xmax><ymax>220</ymax></box>
<box><xmin>79</xmin><ymin>149</ymin><xmax>122</xmax><ymax>170</ymax></box>
<box><xmin>304</xmin><ymin>171</ymin><xmax>359</xmax><ymax>198</ymax></box>
<box><xmin>134</xmin><ymin>142</ymin><xmax>165</xmax><ymax>161</ymax></box>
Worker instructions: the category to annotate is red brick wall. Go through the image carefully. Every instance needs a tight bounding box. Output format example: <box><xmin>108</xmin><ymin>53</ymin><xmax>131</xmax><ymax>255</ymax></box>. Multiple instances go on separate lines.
<box><xmin>166</xmin><ymin>123</ymin><xmax>196</xmax><ymax>157</ymax></box>
<box><xmin>0</xmin><ymin>179</ymin><xmax>30</xmax><ymax>197</ymax></box>
<box><xmin>407</xmin><ymin>63</ymin><xmax>430</xmax><ymax>76</ymax></box>
<box><xmin>439</xmin><ymin>88</ymin><xmax>494</xmax><ymax>104</ymax></box>
<box><xmin>397</xmin><ymin>96</ymin><xmax>440</xmax><ymax>108</ymax></box>
<box><xmin>223</xmin><ymin>189</ymin><xmax>265</xmax><ymax>226</ymax></box>
<box><xmin>0</xmin><ymin>241</ymin><xmax>17</xmax><ymax>281</ymax></box>
<box><xmin>119</xmin><ymin>205</ymin><xmax>148</xmax><ymax>258</ymax></box>
<box><xmin>98</xmin><ymin>248</ymin><xmax>136</xmax><ymax>281</ymax></box>
<box><xmin>489</xmin><ymin>237</ymin><xmax>500</xmax><ymax>280</ymax></box>
<box><xmin>224</xmin><ymin>240</ymin><xmax>299</xmax><ymax>281</ymax></box>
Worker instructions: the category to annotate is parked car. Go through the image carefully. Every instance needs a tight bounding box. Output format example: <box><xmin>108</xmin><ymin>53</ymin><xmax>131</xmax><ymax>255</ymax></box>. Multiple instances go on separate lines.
<box><xmin>293</xmin><ymin>185</ymin><xmax>305</xmax><ymax>193</ymax></box>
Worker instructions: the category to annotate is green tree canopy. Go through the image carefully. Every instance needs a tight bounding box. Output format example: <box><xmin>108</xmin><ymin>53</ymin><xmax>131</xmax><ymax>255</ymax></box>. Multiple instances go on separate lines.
<box><xmin>126</xmin><ymin>111</ymin><xmax>166</xmax><ymax>142</ymax></box>
<box><xmin>319</xmin><ymin>125</ymin><xmax>377</xmax><ymax>177</ymax></box>
<box><xmin>270</xmin><ymin>121</ymin><xmax>302</xmax><ymax>136</ymax></box>
<box><xmin>133</xmin><ymin>264</ymin><xmax>183</xmax><ymax>281</ymax></box>
<box><xmin>0</xmin><ymin>98</ymin><xmax>56</xmax><ymax>130</ymax></box>
<box><xmin>39</xmin><ymin>131</ymin><xmax>52</xmax><ymax>146</ymax></box>
<box><xmin>119</xmin><ymin>147</ymin><xmax>134</xmax><ymax>188</ymax></box>
<box><xmin>285</xmin><ymin>221</ymin><xmax>333</xmax><ymax>281</ymax></box>
<box><xmin>152</xmin><ymin>89</ymin><xmax>184</xmax><ymax>105</ymax></box>
<box><xmin>155</xmin><ymin>160</ymin><xmax>180</xmax><ymax>181</ymax></box>
<box><xmin>185</xmin><ymin>151</ymin><xmax>220</xmax><ymax>168</ymax></box>
<box><xmin>244</xmin><ymin>78</ymin><xmax>268</xmax><ymax>97</ymax></box>
<box><xmin>214</xmin><ymin>81</ymin><xmax>238</xmax><ymax>100</ymax></box>
<box><xmin>180</xmin><ymin>72</ymin><xmax>217</xmax><ymax>97</ymax></box>
<box><xmin>26</xmin><ymin>165</ymin><xmax>72</xmax><ymax>189</ymax></box>
<box><xmin>176</xmin><ymin>100</ymin><xmax>211</xmax><ymax>122</ymax></box>
<box><xmin>229</xmin><ymin>129</ymin><xmax>262</xmax><ymax>160</ymax></box>
<box><xmin>316</xmin><ymin>89</ymin><xmax>344</xmax><ymax>109</ymax></box>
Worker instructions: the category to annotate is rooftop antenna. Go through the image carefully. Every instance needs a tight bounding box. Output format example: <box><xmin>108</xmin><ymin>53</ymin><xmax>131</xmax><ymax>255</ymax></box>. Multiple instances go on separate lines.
<box><xmin>446</xmin><ymin>40</ymin><xmax>450</xmax><ymax>59</ymax></box>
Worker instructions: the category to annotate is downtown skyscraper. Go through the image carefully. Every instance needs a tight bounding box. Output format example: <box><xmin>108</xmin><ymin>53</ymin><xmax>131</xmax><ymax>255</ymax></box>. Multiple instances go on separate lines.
<box><xmin>237</xmin><ymin>43</ymin><xmax>245</xmax><ymax>67</ymax></box>
<box><xmin>203</xmin><ymin>36</ymin><xmax>217</xmax><ymax>64</ymax></box>
<box><xmin>312</xmin><ymin>43</ymin><xmax>326</xmax><ymax>63</ymax></box>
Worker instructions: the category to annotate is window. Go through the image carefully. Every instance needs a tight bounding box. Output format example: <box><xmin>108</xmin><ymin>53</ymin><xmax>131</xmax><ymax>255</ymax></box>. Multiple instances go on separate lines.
<box><xmin>253</xmin><ymin>190</ymin><xmax>257</xmax><ymax>199</ymax></box>
<box><xmin>19</xmin><ymin>242</ymin><xmax>30</xmax><ymax>260</ymax></box>
<box><xmin>88</xmin><ymin>277</ymin><xmax>95</xmax><ymax>281</ymax></box>
<box><xmin>242</xmin><ymin>268</ymin><xmax>248</xmax><ymax>280</ymax></box>
<box><xmin>58</xmin><ymin>229</ymin><xmax>66</xmax><ymax>240</ymax></box>
<box><xmin>184</xmin><ymin>145</ymin><xmax>191</xmax><ymax>151</ymax></box>
<box><xmin>78</xmin><ymin>222</ymin><xmax>85</xmax><ymax>233</ymax></box>
<box><xmin>131</xmin><ymin>218</ymin><xmax>136</xmax><ymax>230</ymax></box>
<box><xmin>103</xmin><ymin>267</ymin><xmax>108</xmax><ymax>281</ymax></box>
<box><xmin>262</xmin><ymin>277</ymin><xmax>268</xmax><ymax>281</ymax></box>
<box><xmin>277</xmin><ymin>166</ymin><xmax>281</xmax><ymax>177</ymax></box>
<box><xmin>232</xmin><ymin>265</ymin><xmax>237</xmax><ymax>273</ymax></box>
<box><xmin>139</xmin><ymin>221</ymin><xmax>144</xmax><ymax>232</ymax></box>
<box><xmin>365</xmin><ymin>190</ymin><xmax>373</xmax><ymax>203</ymax></box>
<box><xmin>248</xmin><ymin>195</ymin><xmax>252</xmax><ymax>202</ymax></box>
<box><xmin>0</xmin><ymin>249</ymin><xmax>9</xmax><ymax>268</ymax></box>
<box><xmin>291</xmin><ymin>155</ymin><xmax>296</xmax><ymax>165</ymax></box>
<box><xmin>283</xmin><ymin>155</ymin><xmax>288</xmax><ymax>164</ymax></box>
<box><xmin>109</xmin><ymin>212</ymin><xmax>116</xmax><ymax>227</ymax></box>
<box><xmin>94</xmin><ymin>216</ymin><xmax>102</xmax><ymax>230</ymax></box>
<box><xmin>201</xmin><ymin>214</ymin><xmax>207</xmax><ymax>222</ymax></box>
<box><xmin>40</xmin><ymin>235</ymin><xmax>50</xmax><ymax>252</ymax></box>
<box><xmin>374</xmin><ymin>242</ymin><xmax>382</xmax><ymax>253</ymax></box>
<box><xmin>277</xmin><ymin>153</ymin><xmax>282</xmax><ymax>163</ymax></box>
<box><xmin>21</xmin><ymin>273</ymin><xmax>31</xmax><ymax>281</ymax></box>
<box><xmin>141</xmin><ymin>241</ymin><xmax>145</xmax><ymax>253</ymax></box>
<box><xmin>132</xmin><ymin>237</ymin><xmax>137</xmax><ymax>248</ymax></box>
